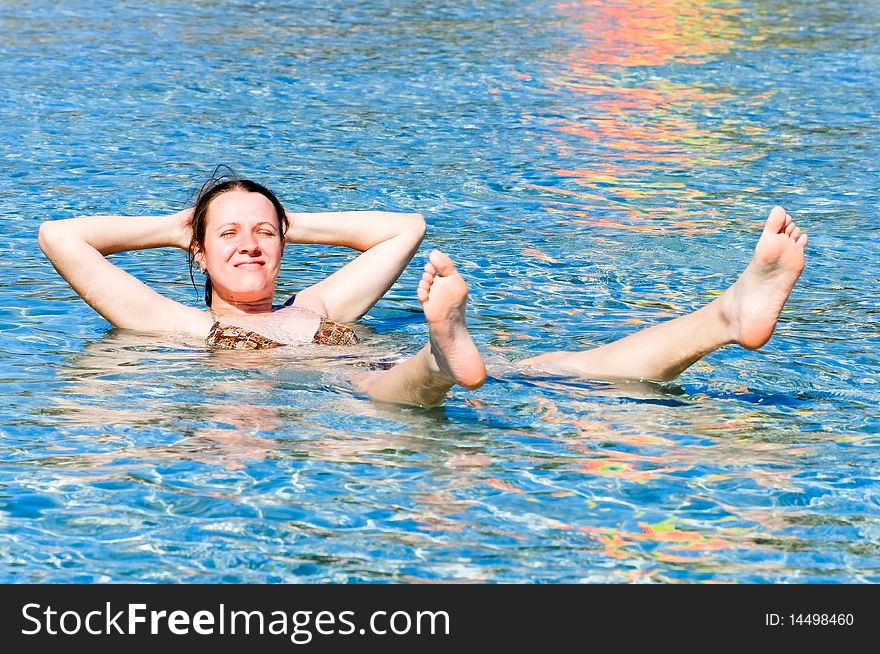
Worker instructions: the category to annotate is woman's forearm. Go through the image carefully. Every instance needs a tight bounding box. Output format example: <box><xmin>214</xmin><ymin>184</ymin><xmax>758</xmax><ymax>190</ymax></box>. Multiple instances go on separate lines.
<box><xmin>285</xmin><ymin>211</ymin><xmax>426</xmax><ymax>251</ymax></box>
<box><xmin>39</xmin><ymin>211</ymin><xmax>191</xmax><ymax>256</ymax></box>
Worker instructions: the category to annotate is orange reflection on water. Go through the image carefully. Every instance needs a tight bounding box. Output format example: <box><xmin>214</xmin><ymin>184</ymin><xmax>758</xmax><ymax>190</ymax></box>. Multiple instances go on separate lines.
<box><xmin>531</xmin><ymin>0</ymin><xmax>764</xmax><ymax>232</ymax></box>
<box><xmin>558</xmin><ymin>0</ymin><xmax>744</xmax><ymax>69</ymax></box>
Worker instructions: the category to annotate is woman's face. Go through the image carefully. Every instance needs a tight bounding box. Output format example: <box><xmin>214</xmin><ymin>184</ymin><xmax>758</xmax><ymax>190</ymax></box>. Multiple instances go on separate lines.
<box><xmin>197</xmin><ymin>189</ymin><xmax>284</xmax><ymax>306</ymax></box>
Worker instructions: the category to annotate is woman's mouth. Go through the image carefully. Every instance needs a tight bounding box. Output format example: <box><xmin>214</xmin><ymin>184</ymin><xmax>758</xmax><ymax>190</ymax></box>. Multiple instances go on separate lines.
<box><xmin>234</xmin><ymin>262</ymin><xmax>264</xmax><ymax>269</ymax></box>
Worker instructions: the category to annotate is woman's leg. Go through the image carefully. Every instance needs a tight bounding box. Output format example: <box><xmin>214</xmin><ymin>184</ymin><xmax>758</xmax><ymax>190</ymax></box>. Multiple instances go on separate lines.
<box><xmin>518</xmin><ymin>207</ymin><xmax>808</xmax><ymax>381</ymax></box>
<box><xmin>354</xmin><ymin>250</ymin><xmax>486</xmax><ymax>406</ymax></box>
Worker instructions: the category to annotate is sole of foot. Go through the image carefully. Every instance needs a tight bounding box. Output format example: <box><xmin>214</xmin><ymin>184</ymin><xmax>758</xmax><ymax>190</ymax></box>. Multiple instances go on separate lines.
<box><xmin>721</xmin><ymin>205</ymin><xmax>807</xmax><ymax>350</ymax></box>
<box><xmin>418</xmin><ymin>250</ymin><xmax>487</xmax><ymax>389</ymax></box>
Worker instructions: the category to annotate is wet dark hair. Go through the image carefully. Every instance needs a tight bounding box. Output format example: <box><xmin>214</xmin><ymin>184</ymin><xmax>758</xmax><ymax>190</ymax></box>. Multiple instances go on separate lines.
<box><xmin>187</xmin><ymin>166</ymin><xmax>289</xmax><ymax>307</ymax></box>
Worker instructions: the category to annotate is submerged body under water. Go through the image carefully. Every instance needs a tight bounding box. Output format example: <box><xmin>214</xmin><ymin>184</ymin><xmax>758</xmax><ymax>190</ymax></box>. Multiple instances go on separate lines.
<box><xmin>1</xmin><ymin>0</ymin><xmax>879</xmax><ymax>582</ymax></box>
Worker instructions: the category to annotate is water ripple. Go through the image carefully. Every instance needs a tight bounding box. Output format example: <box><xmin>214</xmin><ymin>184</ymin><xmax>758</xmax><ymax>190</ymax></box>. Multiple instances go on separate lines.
<box><xmin>1</xmin><ymin>0</ymin><xmax>878</xmax><ymax>582</ymax></box>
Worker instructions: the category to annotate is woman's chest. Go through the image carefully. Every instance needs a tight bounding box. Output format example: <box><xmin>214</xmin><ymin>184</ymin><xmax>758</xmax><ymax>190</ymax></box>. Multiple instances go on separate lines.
<box><xmin>212</xmin><ymin>307</ymin><xmax>323</xmax><ymax>346</ymax></box>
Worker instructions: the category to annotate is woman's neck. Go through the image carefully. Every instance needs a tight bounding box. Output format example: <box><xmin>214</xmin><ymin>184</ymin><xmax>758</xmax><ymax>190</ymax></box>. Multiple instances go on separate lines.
<box><xmin>210</xmin><ymin>293</ymin><xmax>274</xmax><ymax>316</ymax></box>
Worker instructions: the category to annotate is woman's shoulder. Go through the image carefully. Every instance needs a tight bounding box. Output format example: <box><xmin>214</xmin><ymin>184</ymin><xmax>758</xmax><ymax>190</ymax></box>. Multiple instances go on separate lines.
<box><xmin>173</xmin><ymin>306</ymin><xmax>216</xmax><ymax>338</ymax></box>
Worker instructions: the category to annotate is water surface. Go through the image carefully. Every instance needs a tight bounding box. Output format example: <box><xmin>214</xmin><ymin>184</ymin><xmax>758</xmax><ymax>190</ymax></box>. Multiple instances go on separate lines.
<box><xmin>1</xmin><ymin>0</ymin><xmax>878</xmax><ymax>582</ymax></box>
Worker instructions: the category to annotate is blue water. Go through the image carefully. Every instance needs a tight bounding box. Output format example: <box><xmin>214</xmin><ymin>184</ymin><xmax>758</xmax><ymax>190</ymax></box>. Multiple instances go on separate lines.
<box><xmin>1</xmin><ymin>0</ymin><xmax>878</xmax><ymax>582</ymax></box>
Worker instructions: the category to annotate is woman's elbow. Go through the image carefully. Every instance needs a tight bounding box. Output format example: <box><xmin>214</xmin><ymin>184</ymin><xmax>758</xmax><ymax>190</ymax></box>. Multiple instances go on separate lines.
<box><xmin>37</xmin><ymin>220</ymin><xmax>61</xmax><ymax>256</ymax></box>
<box><xmin>409</xmin><ymin>213</ymin><xmax>427</xmax><ymax>240</ymax></box>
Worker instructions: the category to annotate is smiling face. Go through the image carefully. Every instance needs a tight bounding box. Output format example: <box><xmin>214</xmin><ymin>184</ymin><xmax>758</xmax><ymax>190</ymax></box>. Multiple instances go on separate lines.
<box><xmin>195</xmin><ymin>189</ymin><xmax>285</xmax><ymax>310</ymax></box>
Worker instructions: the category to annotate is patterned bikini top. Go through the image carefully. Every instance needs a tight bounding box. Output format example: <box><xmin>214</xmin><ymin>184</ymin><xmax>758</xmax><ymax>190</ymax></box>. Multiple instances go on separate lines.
<box><xmin>205</xmin><ymin>300</ymin><xmax>359</xmax><ymax>350</ymax></box>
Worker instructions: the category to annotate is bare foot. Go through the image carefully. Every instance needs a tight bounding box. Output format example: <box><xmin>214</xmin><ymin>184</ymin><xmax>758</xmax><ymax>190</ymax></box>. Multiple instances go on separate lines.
<box><xmin>720</xmin><ymin>206</ymin><xmax>807</xmax><ymax>350</ymax></box>
<box><xmin>418</xmin><ymin>250</ymin><xmax>487</xmax><ymax>389</ymax></box>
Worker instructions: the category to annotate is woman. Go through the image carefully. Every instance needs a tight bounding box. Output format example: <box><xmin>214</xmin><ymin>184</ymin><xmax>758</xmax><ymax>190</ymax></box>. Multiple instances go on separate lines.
<box><xmin>39</xmin><ymin>172</ymin><xmax>808</xmax><ymax>406</ymax></box>
<box><xmin>38</xmin><ymin>172</ymin><xmax>487</xmax><ymax>407</ymax></box>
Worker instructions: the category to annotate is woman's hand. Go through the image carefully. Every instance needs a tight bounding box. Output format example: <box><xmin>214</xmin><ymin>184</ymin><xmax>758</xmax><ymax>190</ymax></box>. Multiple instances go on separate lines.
<box><xmin>172</xmin><ymin>208</ymin><xmax>194</xmax><ymax>251</ymax></box>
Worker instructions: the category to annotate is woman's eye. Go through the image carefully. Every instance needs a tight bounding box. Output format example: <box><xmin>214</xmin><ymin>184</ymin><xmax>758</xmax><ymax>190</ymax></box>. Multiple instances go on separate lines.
<box><xmin>220</xmin><ymin>231</ymin><xmax>235</xmax><ymax>237</ymax></box>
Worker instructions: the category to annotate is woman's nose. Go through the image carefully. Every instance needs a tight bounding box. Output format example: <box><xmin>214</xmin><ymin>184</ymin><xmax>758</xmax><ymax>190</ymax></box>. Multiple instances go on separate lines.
<box><xmin>238</xmin><ymin>233</ymin><xmax>261</xmax><ymax>253</ymax></box>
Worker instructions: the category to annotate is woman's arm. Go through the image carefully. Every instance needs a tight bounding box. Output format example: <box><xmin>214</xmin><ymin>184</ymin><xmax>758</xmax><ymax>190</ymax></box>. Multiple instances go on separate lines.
<box><xmin>286</xmin><ymin>210</ymin><xmax>426</xmax><ymax>323</ymax></box>
<box><xmin>38</xmin><ymin>210</ymin><xmax>210</xmax><ymax>335</ymax></box>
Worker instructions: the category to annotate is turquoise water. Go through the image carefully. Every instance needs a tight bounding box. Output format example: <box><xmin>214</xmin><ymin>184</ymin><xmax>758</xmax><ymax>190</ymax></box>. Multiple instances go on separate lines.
<box><xmin>2</xmin><ymin>0</ymin><xmax>879</xmax><ymax>582</ymax></box>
